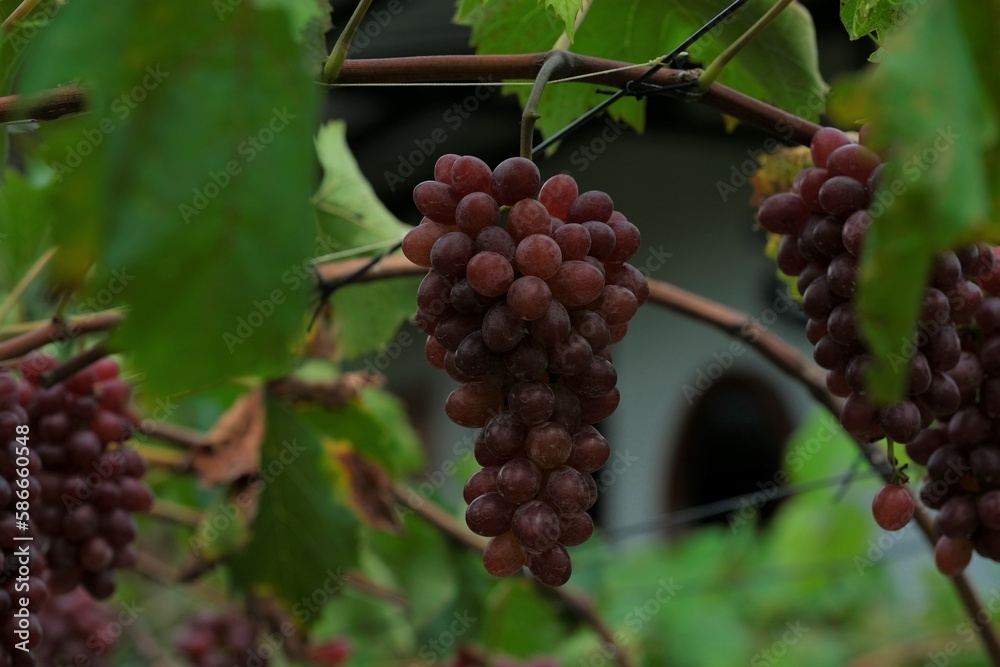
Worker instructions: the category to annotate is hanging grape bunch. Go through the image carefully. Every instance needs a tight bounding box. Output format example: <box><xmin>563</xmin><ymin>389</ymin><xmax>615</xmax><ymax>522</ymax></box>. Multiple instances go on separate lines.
<box><xmin>403</xmin><ymin>154</ymin><xmax>646</xmax><ymax>586</ymax></box>
<box><xmin>0</xmin><ymin>354</ymin><xmax>153</xmax><ymax>664</ymax></box>
<box><xmin>174</xmin><ymin>610</ymin><xmax>266</xmax><ymax>667</ymax></box>
<box><xmin>15</xmin><ymin>353</ymin><xmax>153</xmax><ymax>601</ymax></box>
<box><xmin>901</xmin><ymin>254</ymin><xmax>1000</xmax><ymax>576</ymax></box>
<box><xmin>755</xmin><ymin>126</ymin><xmax>999</xmax><ymax>574</ymax></box>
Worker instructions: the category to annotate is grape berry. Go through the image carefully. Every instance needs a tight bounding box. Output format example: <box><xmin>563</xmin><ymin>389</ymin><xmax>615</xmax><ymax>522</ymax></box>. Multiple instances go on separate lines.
<box><xmin>406</xmin><ymin>155</ymin><xmax>645</xmax><ymax>586</ymax></box>
<box><xmin>175</xmin><ymin>611</ymin><xmax>265</xmax><ymax>667</ymax></box>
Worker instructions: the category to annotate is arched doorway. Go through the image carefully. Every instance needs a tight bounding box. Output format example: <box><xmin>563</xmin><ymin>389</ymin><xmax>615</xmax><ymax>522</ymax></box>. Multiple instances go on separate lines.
<box><xmin>666</xmin><ymin>372</ymin><xmax>794</xmax><ymax>534</ymax></box>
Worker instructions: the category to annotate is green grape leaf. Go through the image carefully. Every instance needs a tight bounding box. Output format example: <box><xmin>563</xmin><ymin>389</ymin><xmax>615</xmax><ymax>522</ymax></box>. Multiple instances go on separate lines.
<box><xmin>188</xmin><ymin>492</ymin><xmax>252</xmax><ymax>561</ymax></box>
<box><xmin>330</xmin><ymin>277</ymin><xmax>419</xmax><ymax>359</ymax></box>
<box><xmin>297</xmin><ymin>386</ymin><xmax>425</xmax><ymax>478</ymax></box>
<box><xmin>0</xmin><ymin>171</ymin><xmax>51</xmax><ymax>294</ymax></box>
<box><xmin>454</xmin><ymin>0</ymin><xmax>484</xmax><ymax>21</ymax></box>
<box><xmin>314</xmin><ymin>121</ymin><xmax>411</xmax><ymax>256</ymax></box>
<box><xmin>458</xmin><ymin>0</ymin><xmax>826</xmax><ymax>140</ymax></box>
<box><xmin>544</xmin><ymin>0</ymin><xmax>584</xmax><ymax>39</ymax></box>
<box><xmin>228</xmin><ymin>397</ymin><xmax>360</xmax><ymax>620</ymax></box>
<box><xmin>20</xmin><ymin>0</ymin><xmax>318</xmax><ymax>396</ymax></box>
<box><xmin>252</xmin><ymin>0</ymin><xmax>329</xmax><ymax>39</ymax></box>
<box><xmin>850</xmin><ymin>0</ymin><xmax>998</xmax><ymax>402</ymax></box>
<box><xmin>366</xmin><ymin>516</ymin><xmax>460</xmax><ymax>628</ymax></box>
<box><xmin>483</xmin><ymin>579</ymin><xmax>567</xmax><ymax>658</ymax></box>
<box><xmin>953</xmin><ymin>1</ymin><xmax>1000</xmax><ymax>221</ymax></box>
<box><xmin>839</xmin><ymin>0</ymin><xmax>903</xmax><ymax>40</ymax></box>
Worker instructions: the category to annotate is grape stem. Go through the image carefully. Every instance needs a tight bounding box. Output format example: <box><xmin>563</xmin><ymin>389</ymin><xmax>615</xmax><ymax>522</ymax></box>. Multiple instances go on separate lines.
<box><xmin>0</xmin><ymin>247</ymin><xmax>56</xmax><ymax>325</ymax></box>
<box><xmin>0</xmin><ymin>311</ymin><xmax>124</xmax><ymax>361</ymax></box>
<box><xmin>1</xmin><ymin>0</ymin><xmax>41</xmax><ymax>32</ymax></box>
<box><xmin>3</xmin><ymin>54</ymin><xmax>821</xmax><ymax>144</ymax></box>
<box><xmin>520</xmin><ymin>51</ymin><xmax>574</xmax><ymax>159</ymax></box>
<box><xmin>391</xmin><ymin>484</ymin><xmax>637</xmax><ymax>667</ymax></box>
<box><xmin>38</xmin><ymin>338</ymin><xmax>111</xmax><ymax>387</ymax></box>
<box><xmin>883</xmin><ymin>438</ymin><xmax>911</xmax><ymax>485</ymax></box>
<box><xmin>322</xmin><ymin>0</ymin><xmax>375</xmax><ymax>83</ymax></box>
<box><xmin>698</xmin><ymin>0</ymin><xmax>796</xmax><ymax>90</ymax></box>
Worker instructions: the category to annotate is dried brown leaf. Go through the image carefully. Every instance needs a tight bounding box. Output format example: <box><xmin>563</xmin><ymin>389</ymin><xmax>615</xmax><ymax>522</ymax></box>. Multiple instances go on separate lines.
<box><xmin>334</xmin><ymin>448</ymin><xmax>401</xmax><ymax>533</ymax></box>
<box><xmin>193</xmin><ymin>387</ymin><xmax>266</xmax><ymax>486</ymax></box>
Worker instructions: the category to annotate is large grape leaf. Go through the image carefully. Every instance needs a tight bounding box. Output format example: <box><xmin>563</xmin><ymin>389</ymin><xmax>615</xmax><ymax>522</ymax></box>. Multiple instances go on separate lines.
<box><xmin>849</xmin><ymin>0</ymin><xmax>999</xmax><ymax>402</ymax></box>
<box><xmin>366</xmin><ymin>517</ymin><xmax>460</xmax><ymax>628</ymax></box>
<box><xmin>253</xmin><ymin>0</ymin><xmax>329</xmax><ymax>38</ymax></box>
<box><xmin>839</xmin><ymin>0</ymin><xmax>902</xmax><ymax>41</ymax></box>
<box><xmin>228</xmin><ymin>397</ymin><xmax>360</xmax><ymax>621</ymax></box>
<box><xmin>457</xmin><ymin>0</ymin><xmax>825</xmax><ymax>140</ymax></box>
<box><xmin>455</xmin><ymin>0</ymin><xmax>583</xmax><ymax>38</ymax></box>
<box><xmin>314</xmin><ymin>121</ymin><xmax>411</xmax><ymax>254</ymax></box>
<box><xmin>19</xmin><ymin>0</ymin><xmax>318</xmax><ymax>396</ymax></box>
<box><xmin>0</xmin><ymin>171</ymin><xmax>50</xmax><ymax>293</ymax></box>
<box><xmin>483</xmin><ymin>579</ymin><xmax>568</xmax><ymax>658</ymax></box>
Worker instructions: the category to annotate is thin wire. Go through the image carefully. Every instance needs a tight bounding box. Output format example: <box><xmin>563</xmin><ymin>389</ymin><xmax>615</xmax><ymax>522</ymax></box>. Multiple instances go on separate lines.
<box><xmin>310</xmin><ymin>236</ymin><xmax>405</xmax><ymax>265</ymax></box>
<box><xmin>321</xmin><ymin>60</ymin><xmax>660</xmax><ymax>89</ymax></box>
<box><xmin>601</xmin><ymin>467</ymin><xmax>885</xmax><ymax>539</ymax></box>
<box><xmin>531</xmin><ymin>0</ymin><xmax>751</xmax><ymax>155</ymax></box>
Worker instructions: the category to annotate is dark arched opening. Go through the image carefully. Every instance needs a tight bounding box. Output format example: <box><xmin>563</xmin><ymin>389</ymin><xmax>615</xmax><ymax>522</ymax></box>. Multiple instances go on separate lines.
<box><xmin>666</xmin><ymin>372</ymin><xmax>794</xmax><ymax>534</ymax></box>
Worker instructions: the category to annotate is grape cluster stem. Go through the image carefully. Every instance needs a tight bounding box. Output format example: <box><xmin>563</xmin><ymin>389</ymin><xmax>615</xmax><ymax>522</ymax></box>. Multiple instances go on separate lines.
<box><xmin>520</xmin><ymin>51</ymin><xmax>574</xmax><ymax>159</ymax></box>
